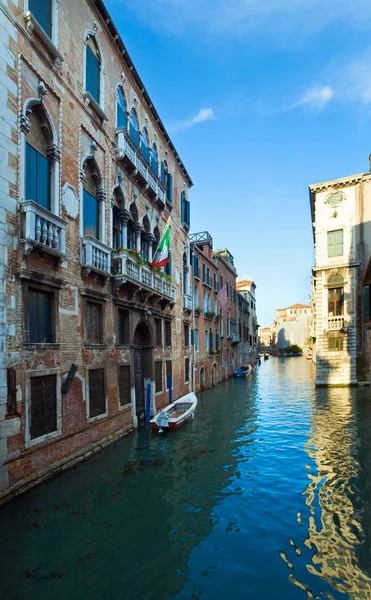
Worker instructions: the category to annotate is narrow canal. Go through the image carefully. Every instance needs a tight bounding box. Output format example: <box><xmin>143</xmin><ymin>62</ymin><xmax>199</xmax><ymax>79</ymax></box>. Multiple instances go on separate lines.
<box><xmin>1</xmin><ymin>358</ymin><xmax>371</xmax><ymax>600</ymax></box>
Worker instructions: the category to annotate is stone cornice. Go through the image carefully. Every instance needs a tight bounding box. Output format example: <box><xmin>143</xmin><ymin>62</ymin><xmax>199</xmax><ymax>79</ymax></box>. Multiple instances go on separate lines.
<box><xmin>309</xmin><ymin>173</ymin><xmax>371</xmax><ymax>193</ymax></box>
<box><xmin>194</xmin><ymin>246</ymin><xmax>218</xmax><ymax>269</ymax></box>
<box><xmin>312</xmin><ymin>261</ymin><xmax>361</xmax><ymax>272</ymax></box>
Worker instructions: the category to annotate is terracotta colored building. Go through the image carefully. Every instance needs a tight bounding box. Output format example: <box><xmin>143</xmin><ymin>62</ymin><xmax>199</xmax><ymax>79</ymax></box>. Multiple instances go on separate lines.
<box><xmin>0</xmin><ymin>0</ymin><xmax>193</xmax><ymax>503</ymax></box>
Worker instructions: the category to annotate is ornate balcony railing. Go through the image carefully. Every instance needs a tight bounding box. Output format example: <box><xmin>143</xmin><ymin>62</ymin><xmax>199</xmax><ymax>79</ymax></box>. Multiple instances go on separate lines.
<box><xmin>183</xmin><ymin>294</ymin><xmax>192</xmax><ymax>310</ymax></box>
<box><xmin>21</xmin><ymin>200</ymin><xmax>66</xmax><ymax>256</ymax></box>
<box><xmin>112</xmin><ymin>251</ymin><xmax>175</xmax><ymax>302</ymax></box>
<box><xmin>327</xmin><ymin>316</ymin><xmax>345</xmax><ymax>330</ymax></box>
<box><xmin>115</xmin><ymin>130</ymin><xmax>166</xmax><ymax>205</ymax></box>
<box><xmin>81</xmin><ymin>236</ymin><xmax>111</xmax><ymax>274</ymax></box>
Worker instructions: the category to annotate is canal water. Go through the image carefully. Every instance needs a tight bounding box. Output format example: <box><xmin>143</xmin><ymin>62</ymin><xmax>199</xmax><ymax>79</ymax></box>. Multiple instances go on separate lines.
<box><xmin>1</xmin><ymin>358</ymin><xmax>371</xmax><ymax>600</ymax></box>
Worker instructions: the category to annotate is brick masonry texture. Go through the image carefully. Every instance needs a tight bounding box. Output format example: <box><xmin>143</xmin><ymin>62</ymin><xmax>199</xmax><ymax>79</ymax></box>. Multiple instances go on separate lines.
<box><xmin>0</xmin><ymin>0</ymin><xmax>194</xmax><ymax>504</ymax></box>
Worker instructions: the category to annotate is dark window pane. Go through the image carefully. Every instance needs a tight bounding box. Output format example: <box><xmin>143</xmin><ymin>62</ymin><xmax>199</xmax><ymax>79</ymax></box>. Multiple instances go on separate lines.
<box><xmin>155</xmin><ymin>362</ymin><xmax>163</xmax><ymax>393</ymax></box>
<box><xmin>185</xmin><ymin>357</ymin><xmax>190</xmax><ymax>382</ymax></box>
<box><xmin>30</xmin><ymin>374</ymin><xmax>57</xmax><ymax>439</ymax></box>
<box><xmin>155</xmin><ymin>319</ymin><xmax>162</xmax><ymax>346</ymax></box>
<box><xmin>165</xmin><ymin>321</ymin><xmax>172</xmax><ymax>346</ymax></box>
<box><xmin>86</xmin><ymin>301</ymin><xmax>102</xmax><ymax>344</ymax></box>
<box><xmin>118</xmin><ymin>310</ymin><xmax>128</xmax><ymax>345</ymax></box>
<box><xmin>89</xmin><ymin>369</ymin><xmax>106</xmax><ymax>418</ymax></box>
<box><xmin>26</xmin><ymin>143</ymin><xmax>37</xmax><ymax>202</ymax></box>
<box><xmin>86</xmin><ymin>45</ymin><xmax>100</xmax><ymax>103</ymax></box>
<box><xmin>119</xmin><ymin>365</ymin><xmax>131</xmax><ymax>406</ymax></box>
<box><xmin>166</xmin><ymin>360</ymin><xmax>172</xmax><ymax>389</ymax></box>
<box><xmin>27</xmin><ymin>288</ymin><xmax>53</xmax><ymax>343</ymax></box>
<box><xmin>83</xmin><ymin>189</ymin><xmax>100</xmax><ymax>239</ymax></box>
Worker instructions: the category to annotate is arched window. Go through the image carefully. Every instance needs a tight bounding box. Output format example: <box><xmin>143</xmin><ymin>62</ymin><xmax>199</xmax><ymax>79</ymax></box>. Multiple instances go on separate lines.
<box><xmin>151</xmin><ymin>144</ymin><xmax>158</xmax><ymax>175</ymax></box>
<box><xmin>219</xmin><ymin>308</ymin><xmax>224</xmax><ymax>337</ymax></box>
<box><xmin>83</xmin><ymin>159</ymin><xmax>101</xmax><ymax>240</ymax></box>
<box><xmin>183</xmin><ymin>252</ymin><xmax>188</xmax><ymax>294</ymax></box>
<box><xmin>130</xmin><ymin>108</ymin><xmax>139</xmax><ymax>147</ymax></box>
<box><xmin>85</xmin><ymin>36</ymin><xmax>101</xmax><ymax>104</ymax></box>
<box><xmin>127</xmin><ymin>203</ymin><xmax>138</xmax><ymax>250</ymax></box>
<box><xmin>26</xmin><ymin>106</ymin><xmax>53</xmax><ymax>211</ymax></box>
<box><xmin>141</xmin><ymin>128</ymin><xmax>150</xmax><ymax>163</ymax></box>
<box><xmin>112</xmin><ymin>207</ymin><xmax>122</xmax><ymax>250</ymax></box>
<box><xmin>141</xmin><ymin>216</ymin><xmax>150</xmax><ymax>261</ymax></box>
<box><xmin>116</xmin><ymin>87</ymin><xmax>127</xmax><ymax>129</ymax></box>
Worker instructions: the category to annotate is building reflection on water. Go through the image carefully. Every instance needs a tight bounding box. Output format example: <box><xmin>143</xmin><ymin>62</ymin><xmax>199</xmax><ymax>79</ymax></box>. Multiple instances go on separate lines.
<box><xmin>302</xmin><ymin>386</ymin><xmax>371</xmax><ymax>599</ymax></box>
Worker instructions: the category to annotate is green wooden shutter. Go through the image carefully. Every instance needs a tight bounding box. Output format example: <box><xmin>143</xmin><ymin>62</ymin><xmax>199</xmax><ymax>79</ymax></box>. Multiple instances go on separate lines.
<box><xmin>336</xmin><ymin>230</ymin><xmax>343</xmax><ymax>256</ymax></box>
<box><xmin>181</xmin><ymin>191</ymin><xmax>185</xmax><ymax>222</ymax></box>
<box><xmin>167</xmin><ymin>173</ymin><xmax>173</xmax><ymax>204</ymax></box>
<box><xmin>185</xmin><ymin>199</ymin><xmax>190</xmax><ymax>228</ymax></box>
<box><xmin>327</xmin><ymin>231</ymin><xmax>335</xmax><ymax>257</ymax></box>
<box><xmin>161</xmin><ymin>161</ymin><xmax>165</xmax><ymax>184</ymax></box>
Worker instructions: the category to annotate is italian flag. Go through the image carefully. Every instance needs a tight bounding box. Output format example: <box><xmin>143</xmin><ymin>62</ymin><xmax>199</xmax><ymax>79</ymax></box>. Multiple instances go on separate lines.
<box><xmin>150</xmin><ymin>218</ymin><xmax>170</xmax><ymax>268</ymax></box>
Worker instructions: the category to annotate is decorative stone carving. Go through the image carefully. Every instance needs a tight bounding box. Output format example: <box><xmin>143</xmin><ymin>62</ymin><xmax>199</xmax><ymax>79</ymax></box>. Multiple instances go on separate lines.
<box><xmin>90</xmin><ymin>141</ymin><xmax>97</xmax><ymax>154</ymax></box>
<box><xmin>20</xmin><ymin>113</ymin><xmax>31</xmax><ymax>134</ymax></box>
<box><xmin>96</xmin><ymin>187</ymin><xmax>106</xmax><ymax>202</ymax></box>
<box><xmin>79</xmin><ymin>169</ymin><xmax>86</xmax><ymax>184</ymax></box>
<box><xmin>38</xmin><ymin>81</ymin><xmax>48</xmax><ymax>97</ymax></box>
<box><xmin>62</xmin><ymin>183</ymin><xmax>79</xmax><ymax>219</ymax></box>
<box><xmin>119</xmin><ymin>209</ymin><xmax>130</xmax><ymax>224</ymax></box>
<box><xmin>46</xmin><ymin>144</ymin><xmax>61</xmax><ymax>162</ymax></box>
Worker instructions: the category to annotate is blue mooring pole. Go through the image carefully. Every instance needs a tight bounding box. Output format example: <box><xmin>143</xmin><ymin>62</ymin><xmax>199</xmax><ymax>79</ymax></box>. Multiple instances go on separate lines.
<box><xmin>167</xmin><ymin>374</ymin><xmax>173</xmax><ymax>405</ymax></box>
<box><xmin>145</xmin><ymin>382</ymin><xmax>151</xmax><ymax>428</ymax></box>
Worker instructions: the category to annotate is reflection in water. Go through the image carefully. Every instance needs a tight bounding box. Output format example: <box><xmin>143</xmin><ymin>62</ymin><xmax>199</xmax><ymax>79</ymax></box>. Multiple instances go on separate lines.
<box><xmin>302</xmin><ymin>387</ymin><xmax>371</xmax><ymax>598</ymax></box>
<box><xmin>1</xmin><ymin>359</ymin><xmax>371</xmax><ymax>599</ymax></box>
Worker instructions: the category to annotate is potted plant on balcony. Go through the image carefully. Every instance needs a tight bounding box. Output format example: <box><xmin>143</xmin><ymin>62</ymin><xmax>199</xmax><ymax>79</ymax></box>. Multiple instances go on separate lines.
<box><xmin>205</xmin><ymin>311</ymin><xmax>214</xmax><ymax>320</ymax></box>
<box><xmin>195</xmin><ymin>307</ymin><xmax>202</xmax><ymax>316</ymax></box>
<box><xmin>214</xmin><ymin>314</ymin><xmax>220</xmax><ymax>322</ymax></box>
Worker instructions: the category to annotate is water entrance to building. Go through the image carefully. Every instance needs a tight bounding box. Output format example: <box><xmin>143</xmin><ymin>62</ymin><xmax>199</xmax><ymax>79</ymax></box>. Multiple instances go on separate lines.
<box><xmin>2</xmin><ymin>358</ymin><xmax>371</xmax><ymax>599</ymax></box>
<box><xmin>133</xmin><ymin>321</ymin><xmax>152</xmax><ymax>427</ymax></box>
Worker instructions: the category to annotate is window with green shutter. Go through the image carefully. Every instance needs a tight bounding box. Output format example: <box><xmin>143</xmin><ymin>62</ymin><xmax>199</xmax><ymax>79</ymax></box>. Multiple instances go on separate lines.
<box><xmin>327</xmin><ymin>229</ymin><xmax>343</xmax><ymax>257</ymax></box>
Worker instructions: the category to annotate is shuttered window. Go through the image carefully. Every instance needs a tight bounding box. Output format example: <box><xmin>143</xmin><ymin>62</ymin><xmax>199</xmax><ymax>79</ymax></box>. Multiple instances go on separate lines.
<box><xmin>26</xmin><ymin>143</ymin><xmax>51</xmax><ymax>210</ymax></box>
<box><xmin>155</xmin><ymin>361</ymin><xmax>163</xmax><ymax>393</ymax></box>
<box><xmin>167</xmin><ymin>173</ymin><xmax>173</xmax><ymax>204</ymax></box>
<box><xmin>88</xmin><ymin>368</ymin><xmax>106</xmax><ymax>418</ymax></box>
<box><xmin>328</xmin><ymin>337</ymin><xmax>343</xmax><ymax>351</ymax></box>
<box><xmin>118</xmin><ymin>309</ymin><xmax>129</xmax><ymax>345</ymax></box>
<box><xmin>193</xmin><ymin>255</ymin><xmax>199</xmax><ymax>278</ymax></box>
<box><xmin>327</xmin><ymin>229</ymin><xmax>343</xmax><ymax>257</ymax></box>
<box><xmin>26</xmin><ymin>288</ymin><xmax>54</xmax><ymax>343</ymax></box>
<box><xmin>184</xmin><ymin>323</ymin><xmax>190</xmax><ymax>347</ymax></box>
<box><xmin>83</xmin><ymin>189</ymin><xmax>100</xmax><ymax>239</ymax></box>
<box><xmin>86</xmin><ymin>44</ymin><xmax>100</xmax><ymax>103</ymax></box>
<box><xmin>85</xmin><ymin>301</ymin><xmax>103</xmax><ymax>344</ymax></box>
<box><xmin>30</xmin><ymin>374</ymin><xmax>57</xmax><ymax>439</ymax></box>
<box><xmin>119</xmin><ymin>365</ymin><xmax>131</xmax><ymax>407</ymax></box>
<box><xmin>155</xmin><ymin>318</ymin><xmax>162</xmax><ymax>346</ymax></box>
<box><xmin>29</xmin><ymin>0</ymin><xmax>52</xmax><ymax>37</ymax></box>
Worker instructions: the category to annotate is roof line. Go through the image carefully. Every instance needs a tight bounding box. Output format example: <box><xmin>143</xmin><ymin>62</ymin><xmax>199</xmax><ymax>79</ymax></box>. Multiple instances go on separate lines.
<box><xmin>94</xmin><ymin>0</ymin><xmax>193</xmax><ymax>187</ymax></box>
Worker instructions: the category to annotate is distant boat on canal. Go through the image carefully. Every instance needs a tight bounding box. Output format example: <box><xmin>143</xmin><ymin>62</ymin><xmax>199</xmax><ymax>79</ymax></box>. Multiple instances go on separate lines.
<box><xmin>150</xmin><ymin>392</ymin><xmax>198</xmax><ymax>432</ymax></box>
<box><xmin>233</xmin><ymin>366</ymin><xmax>253</xmax><ymax>378</ymax></box>
<box><xmin>264</xmin><ymin>354</ymin><xmax>269</xmax><ymax>360</ymax></box>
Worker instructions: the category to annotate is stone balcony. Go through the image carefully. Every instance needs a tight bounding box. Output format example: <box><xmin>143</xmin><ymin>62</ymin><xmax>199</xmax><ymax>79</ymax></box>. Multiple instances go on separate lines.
<box><xmin>327</xmin><ymin>316</ymin><xmax>345</xmax><ymax>331</ymax></box>
<box><xmin>81</xmin><ymin>236</ymin><xmax>111</xmax><ymax>275</ymax></box>
<box><xmin>231</xmin><ymin>333</ymin><xmax>240</xmax><ymax>344</ymax></box>
<box><xmin>183</xmin><ymin>294</ymin><xmax>192</xmax><ymax>311</ymax></box>
<box><xmin>112</xmin><ymin>251</ymin><xmax>175</xmax><ymax>303</ymax></box>
<box><xmin>115</xmin><ymin>130</ymin><xmax>166</xmax><ymax>209</ymax></box>
<box><xmin>21</xmin><ymin>200</ymin><xmax>66</xmax><ymax>258</ymax></box>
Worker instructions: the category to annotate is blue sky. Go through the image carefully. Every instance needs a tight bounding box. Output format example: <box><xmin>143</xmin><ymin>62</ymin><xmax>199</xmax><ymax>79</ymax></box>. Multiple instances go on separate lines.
<box><xmin>106</xmin><ymin>0</ymin><xmax>371</xmax><ymax>327</ymax></box>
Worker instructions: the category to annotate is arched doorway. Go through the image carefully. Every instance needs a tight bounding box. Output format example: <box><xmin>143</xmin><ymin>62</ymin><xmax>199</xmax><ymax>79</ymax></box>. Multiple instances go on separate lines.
<box><xmin>133</xmin><ymin>320</ymin><xmax>153</xmax><ymax>426</ymax></box>
<box><xmin>200</xmin><ymin>366</ymin><xmax>205</xmax><ymax>390</ymax></box>
<box><xmin>212</xmin><ymin>363</ymin><xmax>218</xmax><ymax>386</ymax></box>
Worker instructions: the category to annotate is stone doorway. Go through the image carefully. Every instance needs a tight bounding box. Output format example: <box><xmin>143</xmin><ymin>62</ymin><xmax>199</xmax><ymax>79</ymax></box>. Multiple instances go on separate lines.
<box><xmin>133</xmin><ymin>321</ymin><xmax>153</xmax><ymax>426</ymax></box>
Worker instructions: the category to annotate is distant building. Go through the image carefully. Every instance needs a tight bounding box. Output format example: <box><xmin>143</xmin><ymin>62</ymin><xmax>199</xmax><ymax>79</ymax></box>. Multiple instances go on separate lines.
<box><xmin>274</xmin><ymin>304</ymin><xmax>312</xmax><ymax>351</ymax></box>
<box><xmin>310</xmin><ymin>170</ymin><xmax>371</xmax><ymax>385</ymax></box>
<box><xmin>259</xmin><ymin>327</ymin><xmax>272</xmax><ymax>349</ymax></box>
<box><xmin>191</xmin><ymin>234</ymin><xmax>238</xmax><ymax>391</ymax></box>
<box><xmin>236</xmin><ymin>280</ymin><xmax>258</xmax><ymax>365</ymax></box>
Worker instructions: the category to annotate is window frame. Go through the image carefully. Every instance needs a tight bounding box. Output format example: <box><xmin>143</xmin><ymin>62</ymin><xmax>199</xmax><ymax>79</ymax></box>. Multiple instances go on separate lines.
<box><xmin>118</xmin><ymin>363</ymin><xmax>131</xmax><ymax>409</ymax></box>
<box><xmin>117</xmin><ymin>308</ymin><xmax>130</xmax><ymax>346</ymax></box>
<box><xmin>165</xmin><ymin>320</ymin><xmax>172</xmax><ymax>346</ymax></box>
<box><xmin>155</xmin><ymin>318</ymin><xmax>163</xmax><ymax>346</ymax></box>
<box><xmin>23</xmin><ymin>280</ymin><xmax>59</xmax><ymax>347</ymax></box>
<box><xmin>327</xmin><ymin>229</ymin><xmax>344</xmax><ymax>258</ymax></box>
<box><xmin>184</xmin><ymin>357</ymin><xmax>190</xmax><ymax>384</ymax></box>
<box><xmin>84</xmin><ymin>298</ymin><xmax>104</xmax><ymax>346</ymax></box>
<box><xmin>25</xmin><ymin>369</ymin><xmax>61</xmax><ymax>448</ymax></box>
<box><xmin>155</xmin><ymin>361</ymin><xmax>163</xmax><ymax>394</ymax></box>
<box><xmin>86</xmin><ymin>366</ymin><xmax>108</xmax><ymax>422</ymax></box>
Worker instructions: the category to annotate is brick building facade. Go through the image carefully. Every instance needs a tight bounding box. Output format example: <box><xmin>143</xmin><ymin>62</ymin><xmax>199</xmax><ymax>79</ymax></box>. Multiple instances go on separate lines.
<box><xmin>0</xmin><ymin>0</ymin><xmax>193</xmax><ymax>503</ymax></box>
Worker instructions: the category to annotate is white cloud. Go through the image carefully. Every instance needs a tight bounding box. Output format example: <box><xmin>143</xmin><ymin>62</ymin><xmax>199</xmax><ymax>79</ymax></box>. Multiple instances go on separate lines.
<box><xmin>291</xmin><ymin>86</ymin><xmax>334</xmax><ymax>110</ymax></box>
<box><xmin>170</xmin><ymin>107</ymin><xmax>216</xmax><ymax>132</ymax></box>
<box><xmin>190</xmin><ymin>108</ymin><xmax>216</xmax><ymax>124</ymax></box>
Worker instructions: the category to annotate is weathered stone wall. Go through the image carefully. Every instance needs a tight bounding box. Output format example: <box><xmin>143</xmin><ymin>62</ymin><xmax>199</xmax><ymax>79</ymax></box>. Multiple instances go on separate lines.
<box><xmin>0</xmin><ymin>0</ymin><xmax>192</xmax><ymax>504</ymax></box>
